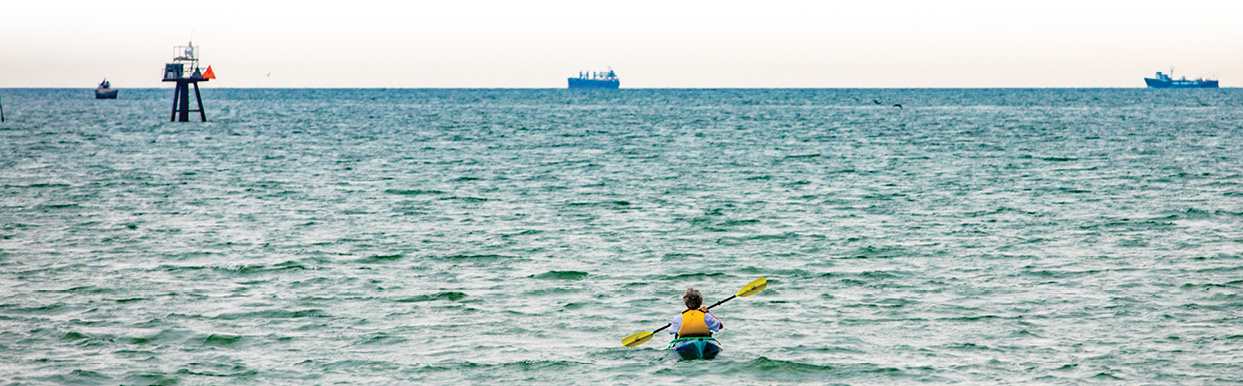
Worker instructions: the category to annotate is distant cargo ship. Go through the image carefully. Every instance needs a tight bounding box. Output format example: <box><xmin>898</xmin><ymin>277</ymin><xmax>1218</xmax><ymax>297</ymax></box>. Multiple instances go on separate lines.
<box><xmin>95</xmin><ymin>79</ymin><xmax>118</xmax><ymax>99</ymax></box>
<box><xmin>1145</xmin><ymin>70</ymin><xmax>1218</xmax><ymax>88</ymax></box>
<box><xmin>568</xmin><ymin>69</ymin><xmax>620</xmax><ymax>89</ymax></box>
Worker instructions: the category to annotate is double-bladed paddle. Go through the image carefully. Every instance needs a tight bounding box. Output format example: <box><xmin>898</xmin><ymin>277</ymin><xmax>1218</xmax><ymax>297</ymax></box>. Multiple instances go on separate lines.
<box><xmin>621</xmin><ymin>276</ymin><xmax>767</xmax><ymax>348</ymax></box>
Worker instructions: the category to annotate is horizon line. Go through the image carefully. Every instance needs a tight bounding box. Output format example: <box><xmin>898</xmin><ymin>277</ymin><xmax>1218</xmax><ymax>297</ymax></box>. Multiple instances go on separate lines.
<box><xmin>1</xmin><ymin>86</ymin><xmax>1235</xmax><ymax>90</ymax></box>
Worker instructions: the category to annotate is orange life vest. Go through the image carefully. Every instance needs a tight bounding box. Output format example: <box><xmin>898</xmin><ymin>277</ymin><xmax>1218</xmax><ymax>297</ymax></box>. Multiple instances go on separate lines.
<box><xmin>678</xmin><ymin>309</ymin><xmax>712</xmax><ymax>338</ymax></box>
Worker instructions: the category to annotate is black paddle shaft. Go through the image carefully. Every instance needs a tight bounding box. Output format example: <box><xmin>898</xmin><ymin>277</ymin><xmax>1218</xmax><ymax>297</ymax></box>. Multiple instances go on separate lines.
<box><xmin>651</xmin><ymin>294</ymin><xmax>737</xmax><ymax>334</ymax></box>
<box><xmin>706</xmin><ymin>295</ymin><xmax>737</xmax><ymax>310</ymax></box>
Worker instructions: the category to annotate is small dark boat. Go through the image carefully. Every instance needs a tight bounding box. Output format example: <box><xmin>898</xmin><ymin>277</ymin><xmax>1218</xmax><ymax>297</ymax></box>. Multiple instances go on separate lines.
<box><xmin>95</xmin><ymin>79</ymin><xmax>118</xmax><ymax>99</ymax></box>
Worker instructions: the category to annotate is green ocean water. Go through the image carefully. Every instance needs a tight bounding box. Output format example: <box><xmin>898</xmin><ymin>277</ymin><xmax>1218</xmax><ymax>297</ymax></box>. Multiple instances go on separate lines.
<box><xmin>1</xmin><ymin>88</ymin><xmax>1242</xmax><ymax>385</ymax></box>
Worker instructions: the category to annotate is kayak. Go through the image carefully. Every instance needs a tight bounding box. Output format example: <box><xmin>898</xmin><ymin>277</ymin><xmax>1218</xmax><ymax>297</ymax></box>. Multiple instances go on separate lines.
<box><xmin>667</xmin><ymin>337</ymin><xmax>721</xmax><ymax>360</ymax></box>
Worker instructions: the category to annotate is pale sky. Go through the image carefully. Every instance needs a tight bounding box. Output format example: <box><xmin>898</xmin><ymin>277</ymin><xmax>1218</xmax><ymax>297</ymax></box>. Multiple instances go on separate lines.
<box><xmin>2</xmin><ymin>0</ymin><xmax>1239</xmax><ymax>88</ymax></box>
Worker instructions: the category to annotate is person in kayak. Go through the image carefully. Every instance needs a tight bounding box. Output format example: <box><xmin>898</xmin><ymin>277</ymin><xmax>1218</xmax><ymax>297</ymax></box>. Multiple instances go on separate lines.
<box><xmin>669</xmin><ymin>288</ymin><xmax>723</xmax><ymax>338</ymax></box>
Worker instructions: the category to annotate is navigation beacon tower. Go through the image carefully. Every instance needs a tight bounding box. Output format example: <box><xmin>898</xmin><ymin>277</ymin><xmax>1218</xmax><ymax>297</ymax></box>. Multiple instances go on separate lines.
<box><xmin>162</xmin><ymin>42</ymin><xmax>215</xmax><ymax>122</ymax></box>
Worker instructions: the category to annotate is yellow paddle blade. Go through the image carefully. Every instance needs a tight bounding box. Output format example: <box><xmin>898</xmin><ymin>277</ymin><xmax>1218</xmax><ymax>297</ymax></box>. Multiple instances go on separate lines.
<box><xmin>736</xmin><ymin>277</ymin><xmax>767</xmax><ymax>297</ymax></box>
<box><xmin>621</xmin><ymin>331</ymin><xmax>655</xmax><ymax>347</ymax></box>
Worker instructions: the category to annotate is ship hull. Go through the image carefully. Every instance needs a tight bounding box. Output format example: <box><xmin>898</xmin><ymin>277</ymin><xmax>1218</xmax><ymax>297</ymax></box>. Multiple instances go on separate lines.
<box><xmin>1144</xmin><ymin>78</ymin><xmax>1218</xmax><ymax>88</ymax></box>
<box><xmin>568</xmin><ymin>78</ymin><xmax>619</xmax><ymax>89</ymax></box>
<box><xmin>95</xmin><ymin>89</ymin><xmax>118</xmax><ymax>99</ymax></box>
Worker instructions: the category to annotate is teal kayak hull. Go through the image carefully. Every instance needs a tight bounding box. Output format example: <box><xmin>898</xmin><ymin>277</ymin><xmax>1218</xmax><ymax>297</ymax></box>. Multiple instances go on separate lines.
<box><xmin>669</xmin><ymin>338</ymin><xmax>721</xmax><ymax>360</ymax></box>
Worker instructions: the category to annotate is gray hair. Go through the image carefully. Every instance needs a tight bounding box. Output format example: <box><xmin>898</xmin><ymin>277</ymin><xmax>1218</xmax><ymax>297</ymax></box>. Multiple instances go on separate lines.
<box><xmin>682</xmin><ymin>288</ymin><xmax>703</xmax><ymax>309</ymax></box>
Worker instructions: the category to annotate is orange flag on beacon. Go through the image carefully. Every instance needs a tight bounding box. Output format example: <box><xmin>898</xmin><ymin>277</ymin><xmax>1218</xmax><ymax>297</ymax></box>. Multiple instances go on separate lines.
<box><xmin>202</xmin><ymin>66</ymin><xmax>216</xmax><ymax>80</ymax></box>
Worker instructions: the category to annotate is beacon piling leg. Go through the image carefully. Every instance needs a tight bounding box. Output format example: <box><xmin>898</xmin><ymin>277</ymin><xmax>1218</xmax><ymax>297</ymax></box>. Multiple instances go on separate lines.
<box><xmin>177</xmin><ymin>81</ymin><xmax>192</xmax><ymax>122</ymax></box>
<box><xmin>193</xmin><ymin>82</ymin><xmax>206</xmax><ymax>122</ymax></box>
<box><xmin>170</xmin><ymin>84</ymin><xmax>181</xmax><ymax>122</ymax></box>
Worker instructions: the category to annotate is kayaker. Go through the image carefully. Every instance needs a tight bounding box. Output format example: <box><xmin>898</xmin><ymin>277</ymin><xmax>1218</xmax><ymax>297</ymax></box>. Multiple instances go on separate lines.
<box><xmin>669</xmin><ymin>288</ymin><xmax>723</xmax><ymax>338</ymax></box>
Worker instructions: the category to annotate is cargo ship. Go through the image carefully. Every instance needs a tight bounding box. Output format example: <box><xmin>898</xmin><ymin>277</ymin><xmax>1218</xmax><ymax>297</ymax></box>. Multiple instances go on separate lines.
<box><xmin>95</xmin><ymin>79</ymin><xmax>118</xmax><ymax>99</ymax></box>
<box><xmin>1144</xmin><ymin>70</ymin><xmax>1218</xmax><ymax>88</ymax></box>
<box><xmin>568</xmin><ymin>69</ymin><xmax>619</xmax><ymax>89</ymax></box>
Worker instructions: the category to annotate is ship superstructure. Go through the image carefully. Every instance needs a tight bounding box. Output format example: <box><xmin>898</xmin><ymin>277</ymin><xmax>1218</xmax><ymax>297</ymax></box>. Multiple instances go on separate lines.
<box><xmin>568</xmin><ymin>69</ymin><xmax>620</xmax><ymax>89</ymax></box>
